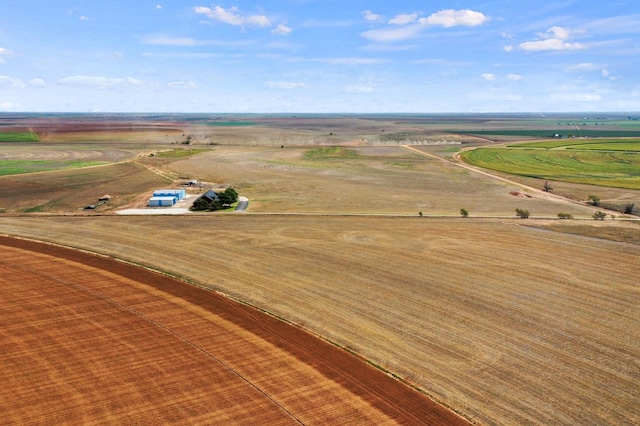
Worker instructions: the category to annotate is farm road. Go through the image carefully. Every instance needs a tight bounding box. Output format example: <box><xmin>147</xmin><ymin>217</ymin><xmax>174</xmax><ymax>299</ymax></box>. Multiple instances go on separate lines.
<box><xmin>402</xmin><ymin>145</ymin><xmax>596</xmax><ymax>212</ymax></box>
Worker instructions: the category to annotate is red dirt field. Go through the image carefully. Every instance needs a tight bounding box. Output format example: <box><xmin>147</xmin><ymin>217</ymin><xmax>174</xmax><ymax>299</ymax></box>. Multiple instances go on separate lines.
<box><xmin>0</xmin><ymin>236</ymin><xmax>467</xmax><ymax>425</ymax></box>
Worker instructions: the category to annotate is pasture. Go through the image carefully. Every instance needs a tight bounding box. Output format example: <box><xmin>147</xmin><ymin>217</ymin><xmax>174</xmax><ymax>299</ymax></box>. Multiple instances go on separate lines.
<box><xmin>460</xmin><ymin>139</ymin><xmax>640</xmax><ymax>190</ymax></box>
<box><xmin>0</xmin><ymin>132</ymin><xmax>39</xmax><ymax>142</ymax></box>
<box><xmin>0</xmin><ymin>113</ymin><xmax>639</xmax><ymax>425</ymax></box>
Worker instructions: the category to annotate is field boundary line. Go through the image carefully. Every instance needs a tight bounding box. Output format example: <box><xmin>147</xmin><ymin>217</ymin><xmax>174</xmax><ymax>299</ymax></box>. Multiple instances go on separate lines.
<box><xmin>4</xmin><ymin>254</ymin><xmax>306</xmax><ymax>426</ymax></box>
<box><xmin>402</xmin><ymin>144</ymin><xmax>606</xmax><ymax>213</ymax></box>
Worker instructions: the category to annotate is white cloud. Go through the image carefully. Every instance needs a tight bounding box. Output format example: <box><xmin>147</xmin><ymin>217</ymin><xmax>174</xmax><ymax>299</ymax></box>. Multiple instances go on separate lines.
<box><xmin>389</xmin><ymin>13</ymin><xmax>418</xmax><ymax>26</ymax></box>
<box><xmin>507</xmin><ymin>74</ymin><xmax>523</xmax><ymax>81</ymax></box>
<box><xmin>567</xmin><ymin>63</ymin><xmax>598</xmax><ymax>72</ymax></box>
<box><xmin>541</xmin><ymin>26</ymin><xmax>569</xmax><ymax>40</ymax></box>
<box><xmin>0</xmin><ymin>75</ymin><xmax>26</xmax><ymax>88</ymax></box>
<box><xmin>321</xmin><ymin>57</ymin><xmax>385</xmax><ymax>65</ymax></box>
<box><xmin>551</xmin><ymin>92</ymin><xmax>602</xmax><ymax>102</ymax></box>
<box><xmin>57</xmin><ymin>76</ymin><xmax>144</xmax><ymax>89</ymax></box>
<box><xmin>519</xmin><ymin>26</ymin><xmax>586</xmax><ymax>51</ymax></box>
<box><xmin>519</xmin><ymin>38</ymin><xmax>584</xmax><ymax>51</ymax></box>
<box><xmin>156</xmin><ymin>4</ymin><xmax>162</xmax><ymax>9</ymax></box>
<box><xmin>481</xmin><ymin>73</ymin><xmax>496</xmax><ymax>81</ymax></box>
<box><xmin>142</xmin><ymin>36</ymin><xmax>200</xmax><ymax>46</ymax></box>
<box><xmin>79</xmin><ymin>16</ymin><xmax>89</xmax><ymax>21</ymax></box>
<box><xmin>0</xmin><ymin>102</ymin><xmax>17</xmax><ymax>111</ymax></box>
<box><xmin>0</xmin><ymin>47</ymin><xmax>14</xmax><ymax>63</ymax></box>
<box><xmin>419</xmin><ymin>9</ymin><xmax>489</xmax><ymax>28</ymax></box>
<box><xmin>28</xmin><ymin>78</ymin><xmax>47</xmax><ymax>87</ymax></box>
<box><xmin>194</xmin><ymin>6</ymin><xmax>270</xmax><ymax>28</ymax></box>
<box><xmin>264</xmin><ymin>81</ymin><xmax>305</xmax><ymax>89</ymax></box>
<box><xmin>503</xmin><ymin>45</ymin><xmax>514</xmax><ymax>52</ymax></box>
<box><xmin>272</xmin><ymin>24</ymin><xmax>292</xmax><ymax>36</ymax></box>
<box><xmin>361</xmin><ymin>25</ymin><xmax>423</xmax><ymax>43</ymax></box>
<box><xmin>168</xmin><ymin>81</ymin><xmax>198</xmax><ymax>89</ymax></box>
<box><xmin>362</xmin><ymin>10</ymin><xmax>384</xmax><ymax>23</ymax></box>
<box><xmin>346</xmin><ymin>82</ymin><xmax>375</xmax><ymax>93</ymax></box>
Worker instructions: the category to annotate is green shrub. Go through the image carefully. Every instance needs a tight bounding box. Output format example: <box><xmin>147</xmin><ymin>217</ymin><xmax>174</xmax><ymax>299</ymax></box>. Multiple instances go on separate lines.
<box><xmin>593</xmin><ymin>211</ymin><xmax>606</xmax><ymax>220</ymax></box>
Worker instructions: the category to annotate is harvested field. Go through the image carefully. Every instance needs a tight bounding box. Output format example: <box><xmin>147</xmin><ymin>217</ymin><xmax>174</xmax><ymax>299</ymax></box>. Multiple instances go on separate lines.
<box><xmin>169</xmin><ymin>145</ymin><xmax>598</xmax><ymax>217</ymax></box>
<box><xmin>0</xmin><ymin>162</ymin><xmax>169</xmax><ymax>213</ymax></box>
<box><xmin>0</xmin><ymin>235</ymin><xmax>463</xmax><ymax>425</ymax></box>
<box><xmin>0</xmin><ymin>216</ymin><xmax>638</xmax><ymax>425</ymax></box>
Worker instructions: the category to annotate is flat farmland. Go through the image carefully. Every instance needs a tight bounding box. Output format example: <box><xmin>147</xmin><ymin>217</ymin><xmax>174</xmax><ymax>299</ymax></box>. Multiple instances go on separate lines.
<box><xmin>169</xmin><ymin>145</ymin><xmax>598</xmax><ymax>217</ymax></box>
<box><xmin>460</xmin><ymin>139</ymin><xmax>640</xmax><ymax>190</ymax></box>
<box><xmin>0</xmin><ymin>236</ymin><xmax>462</xmax><ymax>425</ymax></box>
<box><xmin>0</xmin><ymin>162</ymin><xmax>169</xmax><ymax>213</ymax></box>
<box><xmin>0</xmin><ymin>216</ymin><xmax>638</xmax><ymax>425</ymax></box>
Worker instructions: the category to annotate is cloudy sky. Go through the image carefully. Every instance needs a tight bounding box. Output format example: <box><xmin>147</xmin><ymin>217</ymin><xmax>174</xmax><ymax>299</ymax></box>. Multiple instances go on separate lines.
<box><xmin>1</xmin><ymin>1</ymin><xmax>639</xmax><ymax>113</ymax></box>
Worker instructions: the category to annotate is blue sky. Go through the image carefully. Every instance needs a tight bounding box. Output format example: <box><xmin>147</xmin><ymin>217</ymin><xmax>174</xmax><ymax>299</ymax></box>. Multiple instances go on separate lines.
<box><xmin>0</xmin><ymin>1</ymin><xmax>639</xmax><ymax>113</ymax></box>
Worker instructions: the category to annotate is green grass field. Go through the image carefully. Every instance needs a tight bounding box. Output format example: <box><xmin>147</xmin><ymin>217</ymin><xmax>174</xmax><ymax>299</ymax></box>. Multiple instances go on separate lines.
<box><xmin>510</xmin><ymin>139</ymin><xmax>640</xmax><ymax>151</ymax></box>
<box><xmin>458</xmin><ymin>129</ymin><xmax>640</xmax><ymax>138</ymax></box>
<box><xmin>461</xmin><ymin>139</ymin><xmax>640</xmax><ymax>190</ymax></box>
<box><xmin>153</xmin><ymin>148</ymin><xmax>210</xmax><ymax>159</ymax></box>
<box><xmin>0</xmin><ymin>132</ymin><xmax>40</xmax><ymax>142</ymax></box>
<box><xmin>0</xmin><ymin>160</ymin><xmax>108</xmax><ymax>176</ymax></box>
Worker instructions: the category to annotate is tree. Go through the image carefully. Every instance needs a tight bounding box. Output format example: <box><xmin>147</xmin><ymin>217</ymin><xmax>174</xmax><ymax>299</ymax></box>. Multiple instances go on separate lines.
<box><xmin>515</xmin><ymin>208</ymin><xmax>530</xmax><ymax>219</ymax></box>
<box><xmin>418</xmin><ymin>211</ymin><xmax>423</xmax><ymax>217</ymax></box>
<box><xmin>218</xmin><ymin>187</ymin><xmax>238</xmax><ymax>206</ymax></box>
<box><xmin>460</xmin><ymin>208</ymin><xmax>469</xmax><ymax>218</ymax></box>
<box><xmin>191</xmin><ymin>197</ymin><xmax>210</xmax><ymax>211</ymax></box>
<box><xmin>624</xmin><ymin>203</ymin><xmax>635</xmax><ymax>215</ymax></box>
<box><xmin>557</xmin><ymin>212</ymin><xmax>573</xmax><ymax>219</ymax></box>
<box><xmin>588</xmin><ymin>195</ymin><xmax>600</xmax><ymax>206</ymax></box>
<box><xmin>543</xmin><ymin>181</ymin><xmax>553</xmax><ymax>192</ymax></box>
<box><xmin>593</xmin><ymin>211</ymin><xmax>606</xmax><ymax>220</ymax></box>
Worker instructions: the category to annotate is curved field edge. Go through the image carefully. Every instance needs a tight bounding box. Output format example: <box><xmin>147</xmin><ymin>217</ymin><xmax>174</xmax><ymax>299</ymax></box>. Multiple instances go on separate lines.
<box><xmin>459</xmin><ymin>143</ymin><xmax>640</xmax><ymax>190</ymax></box>
<box><xmin>0</xmin><ymin>235</ymin><xmax>467</xmax><ymax>426</ymax></box>
<box><xmin>0</xmin><ymin>216</ymin><xmax>637</xmax><ymax>426</ymax></box>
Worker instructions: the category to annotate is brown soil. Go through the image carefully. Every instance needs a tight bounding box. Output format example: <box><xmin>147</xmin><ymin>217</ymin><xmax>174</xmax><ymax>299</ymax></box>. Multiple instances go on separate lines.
<box><xmin>0</xmin><ymin>235</ymin><xmax>466</xmax><ymax>425</ymax></box>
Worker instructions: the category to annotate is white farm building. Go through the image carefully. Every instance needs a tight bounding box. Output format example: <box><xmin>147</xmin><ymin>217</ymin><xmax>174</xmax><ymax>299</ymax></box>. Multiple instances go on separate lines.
<box><xmin>148</xmin><ymin>189</ymin><xmax>186</xmax><ymax>207</ymax></box>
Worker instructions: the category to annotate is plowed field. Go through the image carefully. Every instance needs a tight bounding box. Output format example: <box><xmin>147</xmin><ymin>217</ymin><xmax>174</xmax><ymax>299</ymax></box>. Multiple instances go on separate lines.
<box><xmin>0</xmin><ymin>236</ymin><xmax>464</xmax><ymax>425</ymax></box>
<box><xmin>0</xmin><ymin>216</ymin><xmax>638</xmax><ymax>425</ymax></box>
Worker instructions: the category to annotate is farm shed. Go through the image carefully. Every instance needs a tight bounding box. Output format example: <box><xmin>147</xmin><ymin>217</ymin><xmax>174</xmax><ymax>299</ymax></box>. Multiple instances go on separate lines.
<box><xmin>148</xmin><ymin>196</ymin><xmax>177</xmax><ymax>207</ymax></box>
<box><xmin>196</xmin><ymin>189</ymin><xmax>219</xmax><ymax>204</ymax></box>
<box><xmin>153</xmin><ymin>189</ymin><xmax>186</xmax><ymax>201</ymax></box>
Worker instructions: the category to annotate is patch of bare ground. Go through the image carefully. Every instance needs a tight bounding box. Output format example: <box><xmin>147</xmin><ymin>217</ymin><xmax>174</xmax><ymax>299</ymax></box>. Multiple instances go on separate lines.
<box><xmin>0</xmin><ymin>236</ymin><xmax>464</xmax><ymax>425</ymax></box>
<box><xmin>0</xmin><ymin>216</ymin><xmax>637</xmax><ymax>425</ymax></box>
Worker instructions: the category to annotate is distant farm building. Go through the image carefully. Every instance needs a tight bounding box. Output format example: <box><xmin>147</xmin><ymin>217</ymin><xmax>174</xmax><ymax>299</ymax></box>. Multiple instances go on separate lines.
<box><xmin>197</xmin><ymin>189</ymin><xmax>219</xmax><ymax>204</ymax></box>
<box><xmin>153</xmin><ymin>189</ymin><xmax>186</xmax><ymax>200</ymax></box>
<box><xmin>148</xmin><ymin>189</ymin><xmax>186</xmax><ymax>207</ymax></box>
<box><xmin>148</xmin><ymin>196</ymin><xmax>177</xmax><ymax>207</ymax></box>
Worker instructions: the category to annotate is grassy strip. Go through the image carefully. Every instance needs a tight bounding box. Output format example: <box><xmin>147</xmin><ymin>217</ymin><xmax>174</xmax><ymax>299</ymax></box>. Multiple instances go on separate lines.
<box><xmin>459</xmin><ymin>130</ymin><xmax>640</xmax><ymax>138</ymax></box>
<box><xmin>460</xmin><ymin>146</ymin><xmax>640</xmax><ymax>189</ymax></box>
<box><xmin>304</xmin><ymin>146</ymin><xmax>359</xmax><ymax>159</ymax></box>
<box><xmin>153</xmin><ymin>148</ymin><xmax>210</xmax><ymax>159</ymax></box>
<box><xmin>0</xmin><ymin>132</ymin><xmax>40</xmax><ymax>142</ymax></box>
<box><xmin>0</xmin><ymin>160</ymin><xmax>108</xmax><ymax>176</ymax></box>
<box><xmin>511</xmin><ymin>139</ymin><xmax>640</xmax><ymax>150</ymax></box>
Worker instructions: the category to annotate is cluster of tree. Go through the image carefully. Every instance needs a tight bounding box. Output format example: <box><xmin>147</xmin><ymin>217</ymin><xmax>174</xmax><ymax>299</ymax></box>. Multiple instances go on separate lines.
<box><xmin>191</xmin><ymin>188</ymin><xmax>238</xmax><ymax>211</ymax></box>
